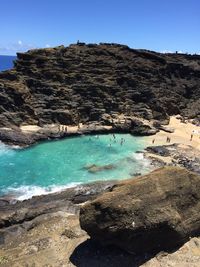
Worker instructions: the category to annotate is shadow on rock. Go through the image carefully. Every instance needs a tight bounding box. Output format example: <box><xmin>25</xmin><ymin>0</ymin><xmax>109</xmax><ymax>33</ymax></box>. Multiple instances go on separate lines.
<box><xmin>69</xmin><ymin>239</ymin><xmax>153</xmax><ymax>267</ymax></box>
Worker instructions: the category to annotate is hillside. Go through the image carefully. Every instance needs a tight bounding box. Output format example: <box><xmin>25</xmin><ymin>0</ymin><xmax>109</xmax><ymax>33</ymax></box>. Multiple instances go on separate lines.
<box><xmin>0</xmin><ymin>43</ymin><xmax>199</xmax><ymax>130</ymax></box>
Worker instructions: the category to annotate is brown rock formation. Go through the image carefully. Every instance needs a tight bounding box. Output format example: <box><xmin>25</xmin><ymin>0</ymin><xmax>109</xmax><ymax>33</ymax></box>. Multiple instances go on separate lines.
<box><xmin>80</xmin><ymin>167</ymin><xmax>200</xmax><ymax>254</ymax></box>
<box><xmin>0</xmin><ymin>43</ymin><xmax>200</xmax><ymax>144</ymax></box>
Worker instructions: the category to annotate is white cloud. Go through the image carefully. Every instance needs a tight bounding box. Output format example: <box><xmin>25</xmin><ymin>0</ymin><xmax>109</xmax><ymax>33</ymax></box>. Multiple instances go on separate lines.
<box><xmin>160</xmin><ymin>50</ymin><xmax>173</xmax><ymax>54</ymax></box>
<box><xmin>45</xmin><ymin>44</ymin><xmax>50</xmax><ymax>48</ymax></box>
<box><xmin>0</xmin><ymin>41</ymin><xmax>37</xmax><ymax>55</ymax></box>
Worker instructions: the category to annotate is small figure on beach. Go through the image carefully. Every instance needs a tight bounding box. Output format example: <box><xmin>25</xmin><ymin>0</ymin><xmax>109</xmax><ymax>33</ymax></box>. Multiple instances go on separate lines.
<box><xmin>190</xmin><ymin>134</ymin><xmax>193</xmax><ymax>141</ymax></box>
<box><xmin>166</xmin><ymin>136</ymin><xmax>171</xmax><ymax>143</ymax></box>
<box><xmin>152</xmin><ymin>139</ymin><xmax>155</xmax><ymax>144</ymax></box>
<box><xmin>65</xmin><ymin>126</ymin><xmax>68</xmax><ymax>132</ymax></box>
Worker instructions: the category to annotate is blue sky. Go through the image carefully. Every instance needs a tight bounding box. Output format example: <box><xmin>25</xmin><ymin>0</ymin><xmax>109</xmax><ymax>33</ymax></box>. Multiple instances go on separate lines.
<box><xmin>0</xmin><ymin>0</ymin><xmax>199</xmax><ymax>55</ymax></box>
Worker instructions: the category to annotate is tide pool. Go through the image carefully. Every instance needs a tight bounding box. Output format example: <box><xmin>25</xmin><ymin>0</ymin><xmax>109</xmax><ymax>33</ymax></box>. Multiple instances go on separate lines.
<box><xmin>0</xmin><ymin>134</ymin><xmax>151</xmax><ymax>200</ymax></box>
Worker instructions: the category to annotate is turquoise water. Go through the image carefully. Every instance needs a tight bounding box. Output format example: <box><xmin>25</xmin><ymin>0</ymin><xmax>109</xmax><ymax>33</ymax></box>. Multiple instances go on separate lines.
<box><xmin>0</xmin><ymin>134</ymin><xmax>150</xmax><ymax>200</ymax></box>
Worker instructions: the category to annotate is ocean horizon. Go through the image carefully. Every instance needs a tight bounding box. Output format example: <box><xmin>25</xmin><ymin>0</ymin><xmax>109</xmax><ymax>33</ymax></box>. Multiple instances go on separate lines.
<box><xmin>0</xmin><ymin>55</ymin><xmax>16</xmax><ymax>71</ymax></box>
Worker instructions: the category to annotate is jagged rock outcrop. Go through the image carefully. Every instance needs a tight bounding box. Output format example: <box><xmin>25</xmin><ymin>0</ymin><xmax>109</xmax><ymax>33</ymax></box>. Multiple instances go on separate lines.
<box><xmin>0</xmin><ymin>180</ymin><xmax>116</xmax><ymax>228</ymax></box>
<box><xmin>80</xmin><ymin>167</ymin><xmax>200</xmax><ymax>254</ymax></box>
<box><xmin>0</xmin><ymin>43</ymin><xmax>200</xmax><ymax>136</ymax></box>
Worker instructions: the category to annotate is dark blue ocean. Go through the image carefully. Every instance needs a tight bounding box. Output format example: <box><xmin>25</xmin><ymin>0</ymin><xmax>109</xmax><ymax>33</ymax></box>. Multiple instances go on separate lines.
<box><xmin>0</xmin><ymin>55</ymin><xmax>16</xmax><ymax>71</ymax></box>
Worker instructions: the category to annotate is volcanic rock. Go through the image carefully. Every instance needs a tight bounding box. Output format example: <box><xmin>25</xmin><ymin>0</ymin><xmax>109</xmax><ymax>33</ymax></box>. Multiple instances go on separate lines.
<box><xmin>0</xmin><ymin>43</ymin><xmax>200</xmax><ymax>144</ymax></box>
<box><xmin>80</xmin><ymin>167</ymin><xmax>200</xmax><ymax>254</ymax></box>
<box><xmin>84</xmin><ymin>164</ymin><xmax>116</xmax><ymax>173</ymax></box>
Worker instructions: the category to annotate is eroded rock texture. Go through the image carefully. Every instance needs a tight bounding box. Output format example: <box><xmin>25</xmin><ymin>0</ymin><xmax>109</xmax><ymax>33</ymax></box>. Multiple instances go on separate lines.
<box><xmin>80</xmin><ymin>167</ymin><xmax>200</xmax><ymax>254</ymax></box>
<box><xmin>0</xmin><ymin>43</ymin><xmax>200</xmax><ymax>129</ymax></box>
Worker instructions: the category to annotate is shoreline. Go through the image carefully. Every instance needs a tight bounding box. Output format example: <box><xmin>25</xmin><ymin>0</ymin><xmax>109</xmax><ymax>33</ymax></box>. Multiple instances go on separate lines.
<box><xmin>0</xmin><ymin>132</ymin><xmax>150</xmax><ymax>202</ymax></box>
<box><xmin>0</xmin><ymin>114</ymin><xmax>159</xmax><ymax>147</ymax></box>
<box><xmin>0</xmin><ymin>115</ymin><xmax>199</xmax><ymax>201</ymax></box>
<box><xmin>145</xmin><ymin>116</ymin><xmax>200</xmax><ymax>150</ymax></box>
<box><xmin>143</xmin><ymin>116</ymin><xmax>200</xmax><ymax>168</ymax></box>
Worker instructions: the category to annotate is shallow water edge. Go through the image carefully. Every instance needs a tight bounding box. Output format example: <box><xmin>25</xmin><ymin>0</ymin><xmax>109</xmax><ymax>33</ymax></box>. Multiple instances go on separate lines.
<box><xmin>0</xmin><ymin>133</ymin><xmax>152</xmax><ymax>200</ymax></box>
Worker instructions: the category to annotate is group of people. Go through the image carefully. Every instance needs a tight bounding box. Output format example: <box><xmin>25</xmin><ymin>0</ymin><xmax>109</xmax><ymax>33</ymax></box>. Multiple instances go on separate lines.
<box><xmin>111</xmin><ymin>134</ymin><xmax>126</xmax><ymax>146</ymax></box>
<box><xmin>152</xmin><ymin>130</ymin><xmax>198</xmax><ymax>145</ymax></box>
<box><xmin>58</xmin><ymin>124</ymin><xmax>68</xmax><ymax>133</ymax></box>
<box><xmin>57</xmin><ymin>123</ymin><xmax>82</xmax><ymax>133</ymax></box>
<box><xmin>152</xmin><ymin>136</ymin><xmax>171</xmax><ymax>144</ymax></box>
<box><xmin>88</xmin><ymin>133</ymin><xmax>126</xmax><ymax>147</ymax></box>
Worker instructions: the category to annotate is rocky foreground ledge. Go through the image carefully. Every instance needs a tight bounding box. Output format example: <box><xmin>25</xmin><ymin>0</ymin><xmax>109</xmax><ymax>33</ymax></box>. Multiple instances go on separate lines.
<box><xmin>80</xmin><ymin>167</ymin><xmax>200</xmax><ymax>255</ymax></box>
<box><xmin>0</xmin><ymin>167</ymin><xmax>199</xmax><ymax>266</ymax></box>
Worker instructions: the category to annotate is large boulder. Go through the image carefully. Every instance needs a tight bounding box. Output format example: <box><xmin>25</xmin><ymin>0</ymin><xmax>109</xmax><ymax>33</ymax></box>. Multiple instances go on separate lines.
<box><xmin>80</xmin><ymin>167</ymin><xmax>200</xmax><ymax>254</ymax></box>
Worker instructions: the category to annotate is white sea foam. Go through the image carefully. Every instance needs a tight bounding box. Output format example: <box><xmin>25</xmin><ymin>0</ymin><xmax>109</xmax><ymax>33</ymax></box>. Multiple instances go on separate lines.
<box><xmin>132</xmin><ymin>152</ymin><xmax>151</xmax><ymax>167</ymax></box>
<box><xmin>0</xmin><ymin>141</ymin><xmax>21</xmax><ymax>151</ymax></box>
<box><xmin>0</xmin><ymin>141</ymin><xmax>13</xmax><ymax>155</ymax></box>
<box><xmin>4</xmin><ymin>183</ymin><xmax>81</xmax><ymax>201</ymax></box>
<box><xmin>132</xmin><ymin>152</ymin><xmax>144</xmax><ymax>160</ymax></box>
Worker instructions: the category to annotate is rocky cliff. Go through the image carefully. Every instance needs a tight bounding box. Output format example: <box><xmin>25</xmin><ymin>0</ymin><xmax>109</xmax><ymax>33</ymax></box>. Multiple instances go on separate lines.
<box><xmin>0</xmin><ymin>43</ymin><xmax>200</xmax><ymax>131</ymax></box>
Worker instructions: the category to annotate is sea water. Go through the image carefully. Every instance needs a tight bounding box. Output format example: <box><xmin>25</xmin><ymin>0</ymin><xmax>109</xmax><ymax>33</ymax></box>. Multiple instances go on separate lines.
<box><xmin>0</xmin><ymin>134</ymin><xmax>150</xmax><ymax>200</ymax></box>
<box><xmin>0</xmin><ymin>55</ymin><xmax>16</xmax><ymax>71</ymax></box>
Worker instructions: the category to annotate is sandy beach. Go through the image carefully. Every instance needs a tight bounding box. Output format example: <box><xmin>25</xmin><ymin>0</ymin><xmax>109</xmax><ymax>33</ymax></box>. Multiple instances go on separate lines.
<box><xmin>146</xmin><ymin>116</ymin><xmax>200</xmax><ymax>150</ymax></box>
